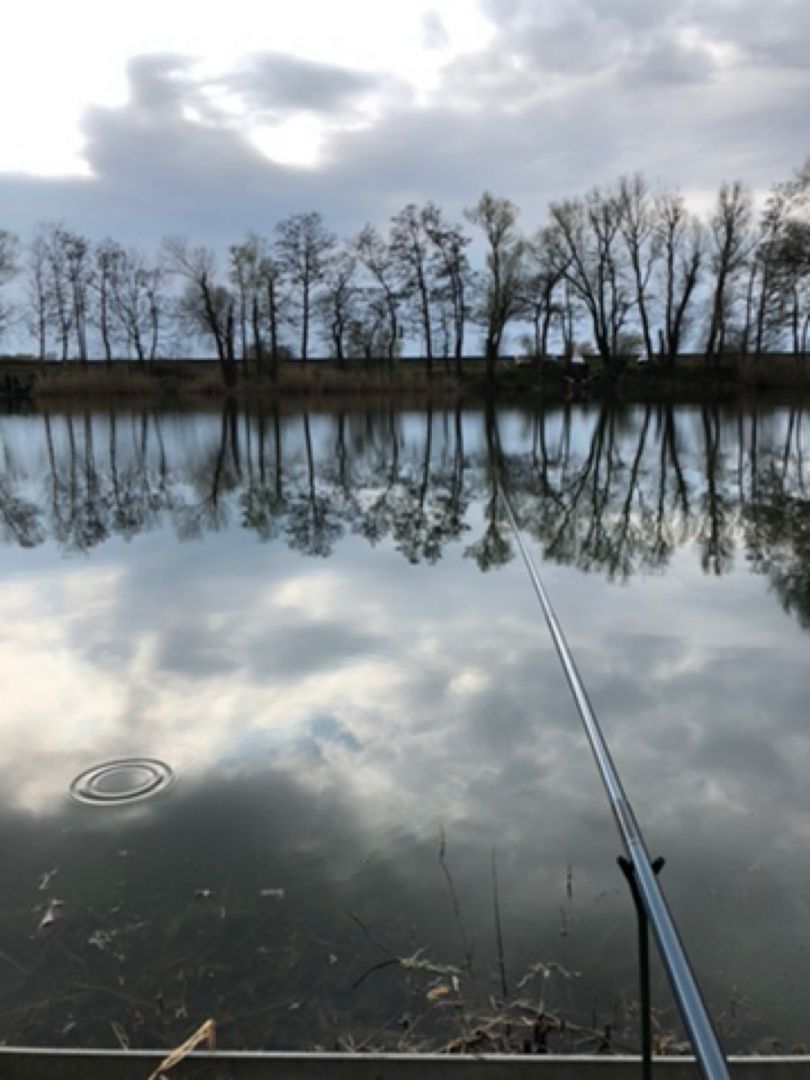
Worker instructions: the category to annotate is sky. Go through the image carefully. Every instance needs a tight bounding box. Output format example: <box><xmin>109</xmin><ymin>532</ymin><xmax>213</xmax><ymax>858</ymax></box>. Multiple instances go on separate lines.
<box><xmin>0</xmin><ymin>0</ymin><xmax>808</xmax><ymax>250</ymax></box>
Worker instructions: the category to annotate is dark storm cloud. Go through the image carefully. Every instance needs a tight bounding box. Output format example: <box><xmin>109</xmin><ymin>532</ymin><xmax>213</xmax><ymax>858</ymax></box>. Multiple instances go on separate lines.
<box><xmin>226</xmin><ymin>52</ymin><xmax>390</xmax><ymax>116</ymax></box>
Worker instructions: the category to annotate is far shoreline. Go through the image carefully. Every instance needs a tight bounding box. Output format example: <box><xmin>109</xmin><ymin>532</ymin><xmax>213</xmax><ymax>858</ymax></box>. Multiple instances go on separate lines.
<box><xmin>2</xmin><ymin>353</ymin><xmax>810</xmax><ymax>406</ymax></box>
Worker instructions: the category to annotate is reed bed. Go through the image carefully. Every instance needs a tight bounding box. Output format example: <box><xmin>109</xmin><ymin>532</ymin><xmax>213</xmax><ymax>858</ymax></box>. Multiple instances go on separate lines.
<box><xmin>30</xmin><ymin>362</ymin><xmax>468</xmax><ymax>402</ymax></box>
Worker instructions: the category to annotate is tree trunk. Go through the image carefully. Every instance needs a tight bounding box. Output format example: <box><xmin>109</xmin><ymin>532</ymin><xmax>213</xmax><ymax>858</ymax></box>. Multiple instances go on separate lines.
<box><xmin>267</xmin><ymin>280</ymin><xmax>279</xmax><ymax>381</ymax></box>
<box><xmin>251</xmin><ymin>293</ymin><xmax>264</xmax><ymax>378</ymax></box>
<box><xmin>301</xmin><ymin>281</ymin><xmax>309</xmax><ymax>362</ymax></box>
<box><xmin>223</xmin><ymin>301</ymin><xmax>237</xmax><ymax>388</ymax></box>
<box><xmin>418</xmin><ymin>271</ymin><xmax>433</xmax><ymax>375</ymax></box>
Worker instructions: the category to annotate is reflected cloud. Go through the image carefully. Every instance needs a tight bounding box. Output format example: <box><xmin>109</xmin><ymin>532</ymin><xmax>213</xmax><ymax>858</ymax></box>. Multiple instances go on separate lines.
<box><xmin>0</xmin><ymin>402</ymin><xmax>809</xmax><ymax>1051</ymax></box>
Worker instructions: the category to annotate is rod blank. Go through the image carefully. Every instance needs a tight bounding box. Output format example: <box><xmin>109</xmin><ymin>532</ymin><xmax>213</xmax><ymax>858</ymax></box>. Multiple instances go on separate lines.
<box><xmin>498</xmin><ymin>484</ymin><xmax>730</xmax><ymax>1080</ymax></box>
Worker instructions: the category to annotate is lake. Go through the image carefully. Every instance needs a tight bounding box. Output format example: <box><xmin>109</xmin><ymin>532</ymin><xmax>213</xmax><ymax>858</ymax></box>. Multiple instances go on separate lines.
<box><xmin>0</xmin><ymin>399</ymin><xmax>807</xmax><ymax>1055</ymax></box>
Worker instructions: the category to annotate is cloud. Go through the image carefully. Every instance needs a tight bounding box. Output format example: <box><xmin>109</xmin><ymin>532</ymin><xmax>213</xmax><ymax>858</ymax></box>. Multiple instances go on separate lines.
<box><xmin>422</xmin><ymin>10</ymin><xmax>450</xmax><ymax>50</ymax></box>
<box><xmin>621</xmin><ymin>35</ymin><xmax>717</xmax><ymax>86</ymax></box>
<box><xmin>225</xmin><ymin>52</ymin><xmax>390</xmax><ymax>117</ymax></box>
<box><xmin>0</xmin><ymin>1</ymin><xmax>808</xmax><ymax>258</ymax></box>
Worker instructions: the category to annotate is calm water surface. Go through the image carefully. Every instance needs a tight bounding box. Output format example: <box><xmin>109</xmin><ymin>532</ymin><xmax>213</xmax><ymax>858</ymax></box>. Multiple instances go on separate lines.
<box><xmin>0</xmin><ymin>400</ymin><xmax>808</xmax><ymax>1053</ymax></box>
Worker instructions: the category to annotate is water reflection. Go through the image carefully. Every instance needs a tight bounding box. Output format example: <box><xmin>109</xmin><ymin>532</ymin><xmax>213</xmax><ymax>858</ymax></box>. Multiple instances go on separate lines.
<box><xmin>0</xmin><ymin>401</ymin><xmax>808</xmax><ymax>1053</ymax></box>
<box><xmin>0</xmin><ymin>402</ymin><xmax>807</xmax><ymax>598</ymax></box>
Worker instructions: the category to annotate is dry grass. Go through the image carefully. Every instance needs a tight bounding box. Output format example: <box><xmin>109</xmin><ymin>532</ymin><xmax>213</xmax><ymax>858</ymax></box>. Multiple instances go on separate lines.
<box><xmin>23</xmin><ymin>353</ymin><xmax>810</xmax><ymax>405</ymax></box>
<box><xmin>33</xmin><ymin>366</ymin><xmax>171</xmax><ymax>400</ymax></box>
<box><xmin>269</xmin><ymin>364</ymin><xmax>462</xmax><ymax>397</ymax></box>
<box><xmin>29</xmin><ymin>361</ymin><xmax>468</xmax><ymax>402</ymax></box>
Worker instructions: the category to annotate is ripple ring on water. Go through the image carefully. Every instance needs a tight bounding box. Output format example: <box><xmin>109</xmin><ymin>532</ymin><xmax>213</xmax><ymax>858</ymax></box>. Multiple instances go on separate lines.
<box><xmin>69</xmin><ymin>758</ymin><xmax>174</xmax><ymax>806</ymax></box>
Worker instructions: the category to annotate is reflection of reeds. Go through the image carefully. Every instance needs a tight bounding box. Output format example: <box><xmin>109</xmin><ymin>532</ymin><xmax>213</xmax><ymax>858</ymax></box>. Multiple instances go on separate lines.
<box><xmin>338</xmin><ymin>843</ymin><xmax>655</xmax><ymax>1057</ymax></box>
<box><xmin>438</xmin><ymin>827</ymin><xmax>474</xmax><ymax>977</ymax></box>
<box><xmin>344</xmin><ymin>928</ymin><xmax>620</xmax><ymax>1056</ymax></box>
<box><xmin>0</xmin><ymin>881</ymin><xmax>688</xmax><ymax>1058</ymax></box>
<box><xmin>491</xmin><ymin>847</ymin><xmax>508</xmax><ymax>1001</ymax></box>
<box><xmin>0</xmin><ymin>838</ymin><xmax>736</xmax><ymax>1058</ymax></box>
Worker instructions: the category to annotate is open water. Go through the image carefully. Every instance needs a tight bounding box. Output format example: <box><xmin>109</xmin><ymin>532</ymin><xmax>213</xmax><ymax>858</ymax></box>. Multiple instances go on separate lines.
<box><xmin>0</xmin><ymin>399</ymin><xmax>807</xmax><ymax>1054</ymax></box>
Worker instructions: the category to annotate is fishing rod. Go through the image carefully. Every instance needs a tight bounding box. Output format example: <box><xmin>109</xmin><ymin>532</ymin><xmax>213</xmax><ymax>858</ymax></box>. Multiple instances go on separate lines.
<box><xmin>498</xmin><ymin>480</ymin><xmax>730</xmax><ymax>1080</ymax></box>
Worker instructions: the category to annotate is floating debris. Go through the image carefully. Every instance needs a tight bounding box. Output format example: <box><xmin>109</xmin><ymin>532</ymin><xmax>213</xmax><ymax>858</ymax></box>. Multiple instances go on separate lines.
<box><xmin>260</xmin><ymin>887</ymin><xmax>285</xmax><ymax>900</ymax></box>
<box><xmin>146</xmin><ymin>1019</ymin><xmax>215</xmax><ymax>1080</ymax></box>
<box><xmin>194</xmin><ymin>888</ymin><xmax>213</xmax><ymax>901</ymax></box>
<box><xmin>38</xmin><ymin>868</ymin><xmax>59</xmax><ymax>892</ymax></box>
<box><xmin>88</xmin><ymin>929</ymin><xmax>115</xmax><ymax>952</ymax></box>
<box><xmin>110</xmin><ymin>1020</ymin><xmax>129</xmax><ymax>1050</ymax></box>
<box><xmin>399</xmin><ymin>948</ymin><xmax>461</xmax><ymax>978</ymax></box>
<box><xmin>516</xmin><ymin>960</ymin><xmax>580</xmax><ymax>991</ymax></box>
<box><xmin>37</xmin><ymin>898</ymin><xmax>64</xmax><ymax>931</ymax></box>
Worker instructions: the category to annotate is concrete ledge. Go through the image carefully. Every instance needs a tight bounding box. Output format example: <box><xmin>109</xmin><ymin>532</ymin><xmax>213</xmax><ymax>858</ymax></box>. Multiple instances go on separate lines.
<box><xmin>0</xmin><ymin>1049</ymin><xmax>809</xmax><ymax>1079</ymax></box>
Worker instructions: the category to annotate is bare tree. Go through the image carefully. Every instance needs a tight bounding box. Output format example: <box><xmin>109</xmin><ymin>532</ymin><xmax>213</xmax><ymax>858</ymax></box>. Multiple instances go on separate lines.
<box><xmin>317</xmin><ymin>251</ymin><xmax>357</xmax><ymax>368</ymax></box>
<box><xmin>143</xmin><ymin>263</ymin><xmax>164</xmax><ymax>362</ymax></box>
<box><xmin>653</xmin><ymin>191</ymin><xmax>705</xmax><ymax>363</ymax></box>
<box><xmin>59</xmin><ymin>229</ymin><xmax>93</xmax><ymax>363</ymax></box>
<box><xmin>40</xmin><ymin>224</ymin><xmax>73</xmax><ymax>362</ymax></box>
<box><xmin>353</xmin><ymin>225</ymin><xmax>401</xmax><ymax>366</ymax></box>
<box><xmin>274</xmin><ymin>212</ymin><xmax>336</xmax><ymax>361</ymax></box>
<box><xmin>774</xmin><ymin>219</ymin><xmax>810</xmax><ymax>359</ymax></box>
<box><xmin>229</xmin><ymin>235</ymin><xmax>274</xmax><ymax>376</ymax></box>
<box><xmin>347</xmin><ymin>290</ymin><xmax>390</xmax><ymax>363</ymax></box>
<box><xmin>465</xmin><ymin>191</ymin><xmax>525</xmax><ymax>382</ymax></box>
<box><xmin>163</xmin><ymin>237</ymin><xmax>236</xmax><ymax>387</ymax></box>
<box><xmin>704</xmin><ymin>181</ymin><xmax>753</xmax><ymax>364</ymax></box>
<box><xmin>26</xmin><ymin>230</ymin><xmax>51</xmax><ymax>360</ymax></box>
<box><xmin>390</xmin><ymin>203</ymin><xmax>438</xmax><ymax>372</ymax></box>
<box><xmin>0</xmin><ymin>229</ymin><xmax>18</xmax><ymax>343</ymax></box>
<box><xmin>94</xmin><ymin>239</ymin><xmax>124</xmax><ymax>366</ymax></box>
<box><xmin>522</xmin><ymin>231</ymin><xmax>567</xmax><ymax>360</ymax></box>
<box><xmin>424</xmin><ymin>207</ymin><xmax>471</xmax><ymax>374</ymax></box>
<box><xmin>111</xmin><ymin>247</ymin><xmax>165</xmax><ymax>364</ymax></box>
<box><xmin>546</xmin><ymin>186</ymin><xmax>631</xmax><ymax>369</ymax></box>
<box><xmin>617</xmin><ymin>174</ymin><xmax>659</xmax><ymax>361</ymax></box>
<box><xmin>229</xmin><ymin>241</ymin><xmax>253</xmax><ymax>366</ymax></box>
<box><xmin>751</xmin><ymin>160</ymin><xmax>810</xmax><ymax>358</ymax></box>
<box><xmin>259</xmin><ymin>254</ymin><xmax>285</xmax><ymax>379</ymax></box>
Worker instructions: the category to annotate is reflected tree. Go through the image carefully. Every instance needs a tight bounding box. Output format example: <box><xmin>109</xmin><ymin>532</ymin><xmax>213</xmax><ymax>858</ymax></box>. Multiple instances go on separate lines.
<box><xmin>464</xmin><ymin>403</ymin><xmax>513</xmax><ymax>571</ymax></box>
<box><xmin>240</xmin><ymin>406</ymin><xmax>287</xmax><ymax>542</ymax></box>
<box><xmin>283</xmin><ymin>413</ymin><xmax>345</xmax><ymax>557</ymax></box>
<box><xmin>0</xmin><ymin>435</ymin><xmax>43</xmax><ymax>548</ymax></box>
<box><xmin>5</xmin><ymin>402</ymin><xmax>810</xmax><ymax>633</ymax></box>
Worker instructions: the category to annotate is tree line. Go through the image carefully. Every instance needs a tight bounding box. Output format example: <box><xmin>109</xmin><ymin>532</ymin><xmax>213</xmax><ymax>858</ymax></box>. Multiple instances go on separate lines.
<box><xmin>0</xmin><ymin>158</ymin><xmax>808</xmax><ymax>385</ymax></box>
